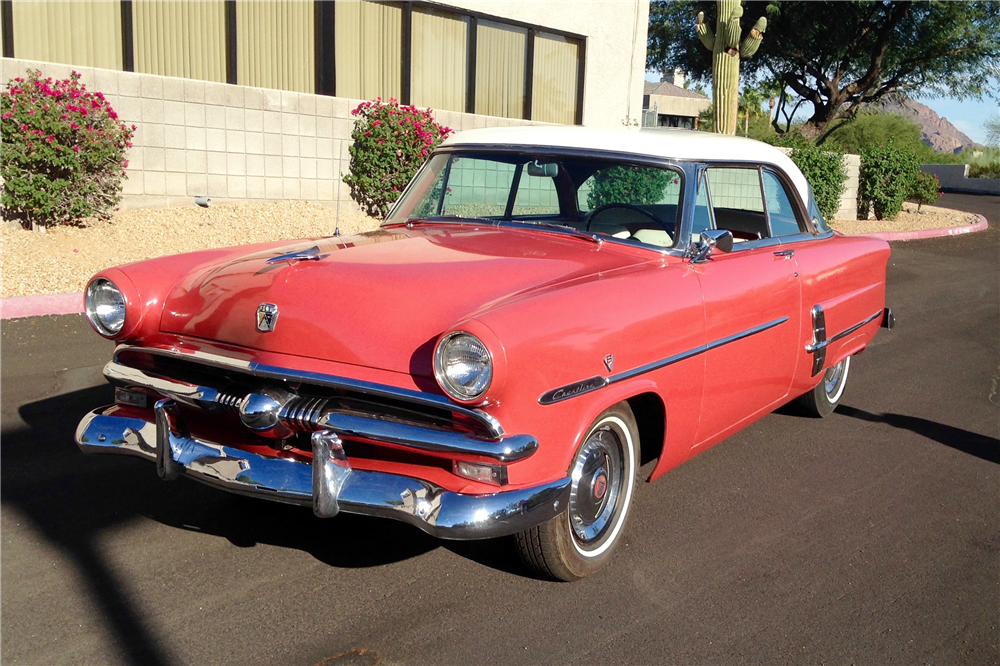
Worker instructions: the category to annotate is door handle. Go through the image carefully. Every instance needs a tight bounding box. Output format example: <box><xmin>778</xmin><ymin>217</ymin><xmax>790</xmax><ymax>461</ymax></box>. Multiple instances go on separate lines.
<box><xmin>773</xmin><ymin>249</ymin><xmax>794</xmax><ymax>259</ymax></box>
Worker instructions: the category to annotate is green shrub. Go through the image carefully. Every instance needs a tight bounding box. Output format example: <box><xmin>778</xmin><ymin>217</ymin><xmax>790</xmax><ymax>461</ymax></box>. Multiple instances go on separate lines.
<box><xmin>343</xmin><ymin>98</ymin><xmax>452</xmax><ymax>218</ymax></box>
<box><xmin>909</xmin><ymin>171</ymin><xmax>941</xmax><ymax>211</ymax></box>
<box><xmin>786</xmin><ymin>144</ymin><xmax>847</xmax><ymax>221</ymax></box>
<box><xmin>1</xmin><ymin>69</ymin><xmax>134</xmax><ymax>229</ymax></box>
<box><xmin>858</xmin><ymin>139</ymin><xmax>920</xmax><ymax>220</ymax></box>
<box><xmin>587</xmin><ymin>166</ymin><xmax>672</xmax><ymax>208</ymax></box>
<box><xmin>969</xmin><ymin>162</ymin><xmax>1000</xmax><ymax>179</ymax></box>
<box><xmin>823</xmin><ymin>112</ymin><xmax>939</xmax><ymax>163</ymax></box>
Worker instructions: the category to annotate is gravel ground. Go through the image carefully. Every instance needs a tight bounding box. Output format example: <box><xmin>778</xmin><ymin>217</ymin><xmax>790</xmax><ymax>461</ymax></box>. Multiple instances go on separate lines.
<box><xmin>829</xmin><ymin>202</ymin><xmax>978</xmax><ymax>235</ymax></box>
<box><xmin>1</xmin><ymin>201</ymin><xmax>379</xmax><ymax>298</ymax></box>
<box><xmin>0</xmin><ymin>199</ymin><xmax>979</xmax><ymax>298</ymax></box>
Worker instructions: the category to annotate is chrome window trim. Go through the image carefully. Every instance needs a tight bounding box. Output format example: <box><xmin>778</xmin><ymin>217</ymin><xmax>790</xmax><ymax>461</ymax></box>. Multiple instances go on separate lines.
<box><xmin>539</xmin><ymin>316</ymin><xmax>789</xmax><ymax>405</ymax></box>
<box><xmin>113</xmin><ymin>345</ymin><xmax>505</xmax><ymax>439</ymax></box>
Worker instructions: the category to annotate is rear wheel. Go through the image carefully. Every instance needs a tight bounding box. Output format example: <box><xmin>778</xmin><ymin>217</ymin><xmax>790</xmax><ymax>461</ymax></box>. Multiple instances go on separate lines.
<box><xmin>795</xmin><ymin>355</ymin><xmax>851</xmax><ymax>417</ymax></box>
<box><xmin>515</xmin><ymin>402</ymin><xmax>638</xmax><ymax>581</ymax></box>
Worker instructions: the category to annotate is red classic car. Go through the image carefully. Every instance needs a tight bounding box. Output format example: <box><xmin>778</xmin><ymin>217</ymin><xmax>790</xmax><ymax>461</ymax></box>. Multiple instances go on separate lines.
<box><xmin>77</xmin><ymin>127</ymin><xmax>893</xmax><ymax>580</ymax></box>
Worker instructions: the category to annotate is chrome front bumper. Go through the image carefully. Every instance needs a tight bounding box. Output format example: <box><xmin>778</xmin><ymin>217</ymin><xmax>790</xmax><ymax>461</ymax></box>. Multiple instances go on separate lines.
<box><xmin>76</xmin><ymin>405</ymin><xmax>571</xmax><ymax>540</ymax></box>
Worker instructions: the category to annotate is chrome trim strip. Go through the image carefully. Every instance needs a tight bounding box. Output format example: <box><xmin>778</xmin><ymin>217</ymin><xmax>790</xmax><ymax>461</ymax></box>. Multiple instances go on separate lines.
<box><xmin>807</xmin><ymin>305</ymin><xmax>827</xmax><ymax>376</ymax></box>
<box><xmin>113</xmin><ymin>345</ymin><xmax>504</xmax><ymax>438</ymax></box>
<box><xmin>104</xmin><ymin>359</ymin><xmax>536</xmax><ymax>462</ymax></box>
<box><xmin>805</xmin><ymin>310</ymin><xmax>883</xmax><ymax>352</ymax></box>
<box><xmin>805</xmin><ymin>308</ymin><xmax>883</xmax><ymax>376</ymax></box>
<box><xmin>76</xmin><ymin>408</ymin><xmax>570</xmax><ymax>540</ymax></box>
<box><xmin>539</xmin><ymin>317</ymin><xmax>789</xmax><ymax>405</ymax></box>
<box><xmin>317</xmin><ymin>412</ymin><xmax>537</xmax><ymax>462</ymax></box>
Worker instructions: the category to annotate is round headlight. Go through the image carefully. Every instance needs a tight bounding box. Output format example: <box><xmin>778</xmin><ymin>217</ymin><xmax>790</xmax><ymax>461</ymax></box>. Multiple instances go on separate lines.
<box><xmin>434</xmin><ymin>332</ymin><xmax>493</xmax><ymax>401</ymax></box>
<box><xmin>85</xmin><ymin>277</ymin><xmax>126</xmax><ymax>337</ymax></box>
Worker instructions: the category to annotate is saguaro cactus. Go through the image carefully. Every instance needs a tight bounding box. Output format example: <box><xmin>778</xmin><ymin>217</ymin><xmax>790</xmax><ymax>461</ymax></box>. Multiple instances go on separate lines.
<box><xmin>696</xmin><ymin>1</ymin><xmax>766</xmax><ymax>135</ymax></box>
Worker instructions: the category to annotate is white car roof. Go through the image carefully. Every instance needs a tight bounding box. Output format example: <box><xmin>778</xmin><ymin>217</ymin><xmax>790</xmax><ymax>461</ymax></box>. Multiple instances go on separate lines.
<box><xmin>442</xmin><ymin>126</ymin><xmax>812</xmax><ymax>206</ymax></box>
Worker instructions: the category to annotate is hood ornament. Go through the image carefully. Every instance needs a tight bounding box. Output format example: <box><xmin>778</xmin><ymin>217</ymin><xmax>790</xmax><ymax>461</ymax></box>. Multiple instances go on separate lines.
<box><xmin>256</xmin><ymin>303</ymin><xmax>279</xmax><ymax>332</ymax></box>
<box><xmin>266</xmin><ymin>245</ymin><xmax>329</xmax><ymax>265</ymax></box>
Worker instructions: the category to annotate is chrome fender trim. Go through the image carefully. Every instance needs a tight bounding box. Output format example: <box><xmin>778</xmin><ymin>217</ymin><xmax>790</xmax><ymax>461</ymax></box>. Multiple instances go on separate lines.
<box><xmin>76</xmin><ymin>407</ymin><xmax>569</xmax><ymax>540</ymax></box>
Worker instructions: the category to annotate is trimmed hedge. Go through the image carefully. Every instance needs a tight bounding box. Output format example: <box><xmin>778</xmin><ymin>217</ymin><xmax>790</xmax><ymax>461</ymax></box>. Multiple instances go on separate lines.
<box><xmin>909</xmin><ymin>171</ymin><xmax>941</xmax><ymax>211</ymax></box>
<box><xmin>858</xmin><ymin>139</ymin><xmax>919</xmax><ymax>220</ymax></box>
<box><xmin>1</xmin><ymin>69</ymin><xmax>134</xmax><ymax>229</ymax></box>
<box><xmin>343</xmin><ymin>98</ymin><xmax>452</xmax><ymax>218</ymax></box>
<box><xmin>787</xmin><ymin>144</ymin><xmax>847</xmax><ymax>222</ymax></box>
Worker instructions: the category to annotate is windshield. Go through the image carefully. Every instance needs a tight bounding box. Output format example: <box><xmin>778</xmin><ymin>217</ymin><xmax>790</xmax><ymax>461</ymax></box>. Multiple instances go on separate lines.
<box><xmin>385</xmin><ymin>151</ymin><xmax>684</xmax><ymax>249</ymax></box>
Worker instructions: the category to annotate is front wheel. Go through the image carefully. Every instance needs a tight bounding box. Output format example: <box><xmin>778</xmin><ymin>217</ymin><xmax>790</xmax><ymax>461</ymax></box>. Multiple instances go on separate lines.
<box><xmin>515</xmin><ymin>402</ymin><xmax>639</xmax><ymax>581</ymax></box>
<box><xmin>795</xmin><ymin>355</ymin><xmax>851</xmax><ymax>418</ymax></box>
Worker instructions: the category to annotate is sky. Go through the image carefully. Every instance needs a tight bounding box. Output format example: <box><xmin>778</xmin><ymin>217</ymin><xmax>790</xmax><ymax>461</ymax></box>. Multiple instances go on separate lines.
<box><xmin>645</xmin><ymin>73</ymin><xmax>998</xmax><ymax>145</ymax></box>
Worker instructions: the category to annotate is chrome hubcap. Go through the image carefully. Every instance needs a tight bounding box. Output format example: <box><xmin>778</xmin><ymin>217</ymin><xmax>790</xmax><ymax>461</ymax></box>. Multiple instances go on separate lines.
<box><xmin>568</xmin><ymin>427</ymin><xmax>623</xmax><ymax>547</ymax></box>
<box><xmin>823</xmin><ymin>356</ymin><xmax>850</xmax><ymax>402</ymax></box>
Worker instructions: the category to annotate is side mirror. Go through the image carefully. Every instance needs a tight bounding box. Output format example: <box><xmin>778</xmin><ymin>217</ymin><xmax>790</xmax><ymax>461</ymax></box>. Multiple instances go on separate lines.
<box><xmin>689</xmin><ymin>228</ymin><xmax>733</xmax><ymax>263</ymax></box>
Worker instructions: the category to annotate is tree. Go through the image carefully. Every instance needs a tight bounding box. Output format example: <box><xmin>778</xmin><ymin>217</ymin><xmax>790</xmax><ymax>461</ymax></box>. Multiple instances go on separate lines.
<box><xmin>986</xmin><ymin>115</ymin><xmax>1000</xmax><ymax>148</ymax></box>
<box><xmin>648</xmin><ymin>1</ymin><xmax>1000</xmax><ymax>140</ymax></box>
<box><xmin>738</xmin><ymin>87</ymin><xmax>768</xmax><ymax>137</ymax></box>
<box><xmin>822</xmin><ymin>112</ymin><xmax>936</xmax><ymax>161</ymax></box>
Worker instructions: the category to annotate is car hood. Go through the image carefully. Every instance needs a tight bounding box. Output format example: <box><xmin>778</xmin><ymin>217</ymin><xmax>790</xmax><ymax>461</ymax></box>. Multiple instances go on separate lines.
<box><xmin>159</xmin><ymin>225</ymin><xmax>647</xmax><ymax>377</ymax></box>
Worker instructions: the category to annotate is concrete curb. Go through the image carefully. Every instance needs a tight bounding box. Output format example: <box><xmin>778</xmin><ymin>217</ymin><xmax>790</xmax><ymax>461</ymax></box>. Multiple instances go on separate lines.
<box><xmin>1</xmin><ymin>292</ymin><xmax>84</xmax><ymax>320</ymax></box>
<box><xmin>0</xmin><ymin>214</ymin><xmax>990</xmax><ymax>321</ymax></box>
<box><xmin>852</xmin><ymin>214</ymin><xmax>988</xmax><ymax>242</ymax></box>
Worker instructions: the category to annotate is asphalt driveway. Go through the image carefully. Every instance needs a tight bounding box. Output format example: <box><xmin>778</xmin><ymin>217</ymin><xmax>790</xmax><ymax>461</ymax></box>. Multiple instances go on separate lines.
<box><xmin>2</xmin><ymin>193</ymin><xmax>997</xmax><ymax>665</ymax></box>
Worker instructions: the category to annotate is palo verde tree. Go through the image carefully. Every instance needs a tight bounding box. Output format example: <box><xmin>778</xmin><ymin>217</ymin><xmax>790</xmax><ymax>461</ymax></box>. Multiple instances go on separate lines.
<box><xmin>693</xmin><ymin>0</ymin><xmax>767</xmax><ymax>135</ymax></box>
<box><xmin>649</xmin><ymin>1</ymin><xmax>1000</xmax><ymax>141</ymax></box>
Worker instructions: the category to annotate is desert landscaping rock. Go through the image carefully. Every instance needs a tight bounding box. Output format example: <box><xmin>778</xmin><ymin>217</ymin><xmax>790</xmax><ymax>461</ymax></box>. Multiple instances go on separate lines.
<box><xmin>1</xmin><ymin>201</ymin><xmax>380</xmax><ymax>298</ymax></box>
<box><xmin>829</xmin><ymin>202</ymin><xmax>978</xmax><ymax>236</ymax></box>
<box><xmin>0</xmin><ymin>199</ymin><xmax>979</xmax><ymax>299</ymax></box>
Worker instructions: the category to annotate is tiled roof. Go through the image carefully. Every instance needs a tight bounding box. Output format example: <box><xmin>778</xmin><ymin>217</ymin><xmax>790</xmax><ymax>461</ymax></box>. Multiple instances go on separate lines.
<box><xmin>644</xmin><ymin>80</ymin><xmax>709</xmax><ymax>100</ymax></box>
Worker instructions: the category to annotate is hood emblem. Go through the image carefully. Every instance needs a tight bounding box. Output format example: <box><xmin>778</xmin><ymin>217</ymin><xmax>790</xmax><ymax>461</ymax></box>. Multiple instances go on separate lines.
<box><xmin>266</xmin><ymin>245</ymin><xmax>329</xmax><ymax>265</ymax></box>
<box><xmin>256</xmin><ymin>303</ymin><xmax>279</xmax><ymax>332</ymax></box>
<box><xmin>604</xmin><ymin>354</ymin><xmax>615</xmax><ymax>372</ymax></box>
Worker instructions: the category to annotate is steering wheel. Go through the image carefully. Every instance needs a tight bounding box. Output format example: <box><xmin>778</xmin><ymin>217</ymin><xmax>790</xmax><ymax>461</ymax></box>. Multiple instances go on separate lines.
<box><xmin>585</xmin><ymin>203</ymin><xmax>665</xmax><ymax>233</ymax></box>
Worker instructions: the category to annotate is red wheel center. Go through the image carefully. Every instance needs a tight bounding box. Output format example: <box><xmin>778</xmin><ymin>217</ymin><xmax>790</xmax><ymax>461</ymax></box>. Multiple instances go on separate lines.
<box><xmin>593</xmin><ymin>472</ymin><xmax>608</xmax><ymax>500</ymax></box>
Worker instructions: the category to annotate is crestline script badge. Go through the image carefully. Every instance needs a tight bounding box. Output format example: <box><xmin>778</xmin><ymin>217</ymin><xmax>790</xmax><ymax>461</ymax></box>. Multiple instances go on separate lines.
<box><xmin>256</xmin><ymin>303</ymin><xmax>279</xmax><ymax>332</ymax></box>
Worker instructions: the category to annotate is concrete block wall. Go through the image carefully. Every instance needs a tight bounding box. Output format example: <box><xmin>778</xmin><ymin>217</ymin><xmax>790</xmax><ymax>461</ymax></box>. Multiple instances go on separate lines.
<box><xmin>922</xmin><ymin>164</ymin><xmax>1000</xmax><ymax>195</ymax></box>
<box><xmin>1</xmin><ymin>57</ymin><xmax>537</xmax><ymax>213</ymax></box>
<box><xmin>835</xmin><ymin>154</ymin><xmax>860</xmax><ymax>221</ymax></box>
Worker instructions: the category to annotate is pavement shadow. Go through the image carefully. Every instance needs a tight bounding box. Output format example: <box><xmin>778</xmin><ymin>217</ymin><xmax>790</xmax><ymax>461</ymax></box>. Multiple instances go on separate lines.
<box><xmin>5</xmin><ymin>385</ymin><xmax>467</xmax><ymax>665</ymax></box>
<box><xmin>4</xmin><ymin>384</ymin><xmax>172</xmax><ymax>666</ymax></box>
<box><xmin>838</xmin><ymin>405</ymin><xmax>1000</xmax><ymax>464</ymax></box>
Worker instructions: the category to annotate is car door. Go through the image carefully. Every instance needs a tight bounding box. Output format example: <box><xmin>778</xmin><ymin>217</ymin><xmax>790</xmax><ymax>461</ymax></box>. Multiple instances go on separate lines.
<box><xmin>781</xmin><ymin>178</ymin><xmax>890</xmax><ymax>391</ymax></box>
<box><xmin>691</xmin><ymin>166</ymin><xmax>802</xmax><ymax>447</ymax></box>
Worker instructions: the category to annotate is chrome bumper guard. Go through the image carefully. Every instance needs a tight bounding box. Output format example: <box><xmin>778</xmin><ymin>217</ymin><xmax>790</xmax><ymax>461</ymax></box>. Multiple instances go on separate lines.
<box><xmin>76</xmin><ymin>405</ymin><xmax>571</xmax><ymax>540</ymax></box>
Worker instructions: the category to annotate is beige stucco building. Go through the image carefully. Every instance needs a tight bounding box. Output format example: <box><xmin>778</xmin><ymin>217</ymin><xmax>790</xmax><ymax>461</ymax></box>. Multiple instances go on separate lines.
<box><xmin>0</xmin><ymin>0</ymin><xmax>649</xmax><ymax>211</ymax></box>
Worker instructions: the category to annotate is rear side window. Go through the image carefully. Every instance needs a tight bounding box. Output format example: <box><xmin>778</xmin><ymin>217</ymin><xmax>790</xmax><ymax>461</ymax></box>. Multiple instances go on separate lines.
<box><xmin>705</xmin><ymin>167</ymin><xmax>768</xmax><ymax>241</ymax></box>
<box><xmin>762</xmin><ymin>170</ymin><xmax>804</xmax><ymax>236</ymax></box>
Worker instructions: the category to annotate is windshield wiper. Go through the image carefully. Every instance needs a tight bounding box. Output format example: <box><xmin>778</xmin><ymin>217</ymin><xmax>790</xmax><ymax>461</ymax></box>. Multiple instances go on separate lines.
<box><xmin>398</xmin><ymin>215</ymin><xmax>501</xmax><ymax>226</ymax></box>
<box><xmin>509</xmin><ymin>220</ymin><xmax>604</xmax><ymax>246</ymax></box>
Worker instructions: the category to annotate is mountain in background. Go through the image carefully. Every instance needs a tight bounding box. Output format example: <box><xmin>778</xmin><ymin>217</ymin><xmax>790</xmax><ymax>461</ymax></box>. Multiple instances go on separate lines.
<box><xmin>878</xmin><ymin>98</ymin><xmax>980</xmax><ymax>154</ymax></box>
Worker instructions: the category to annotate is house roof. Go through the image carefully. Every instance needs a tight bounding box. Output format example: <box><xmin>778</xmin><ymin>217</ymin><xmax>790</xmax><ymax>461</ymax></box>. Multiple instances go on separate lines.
<box><xmin>643</xmin><ymin>80</ymin><xmax>709</xmax><ymax>100</ymax></box>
